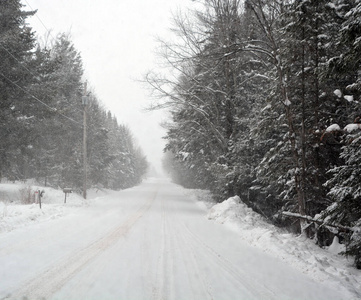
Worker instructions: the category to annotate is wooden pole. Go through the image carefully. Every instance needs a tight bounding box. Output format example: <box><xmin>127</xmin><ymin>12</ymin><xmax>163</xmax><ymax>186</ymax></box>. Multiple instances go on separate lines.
<box><xmin>83</xmin><ymin>82</ymin><xmax>87</xmax><ymax>199</ymax></box>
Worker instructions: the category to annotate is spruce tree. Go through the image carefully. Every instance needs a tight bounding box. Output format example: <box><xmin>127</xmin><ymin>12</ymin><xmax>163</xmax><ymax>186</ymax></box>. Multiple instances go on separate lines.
<box><xmin>326</xmin><ymin>130</ymin><xmax>361</xmax><ymax>268</ymax></box>
<box><xmin>0</xmin><ymin>0</ymin><xmax>36</xmax><ymax>180</ymax></box>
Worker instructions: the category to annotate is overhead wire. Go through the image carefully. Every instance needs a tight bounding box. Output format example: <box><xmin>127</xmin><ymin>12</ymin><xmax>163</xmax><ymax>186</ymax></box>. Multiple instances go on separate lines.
<box><xmin>1</xmin><ymin>2</ymin><xmax>86</xmax><ymax>128</ymax></box>
<box><xmin>22</xmin><ymin>0</ymin><xmax>89</xmax><ymax>115</ymax></box>
<box><xmin>2</xmin><ymin>43</ymin><xmax>86</xmax><ymax>116</ymax></box>
<box><xmin>0</xmin><ymin>71</ymin><xmax>84</xmax><ymax>127</ymax></box>
<box><xmin>23</xmin><ymin>0</ymin><xmax>57</xmax><ymax>43</ymax></box>
<box><xmin>0</xmin><ymin>45</ymin><xmax>41</xmax><ymax>82</ymax></box>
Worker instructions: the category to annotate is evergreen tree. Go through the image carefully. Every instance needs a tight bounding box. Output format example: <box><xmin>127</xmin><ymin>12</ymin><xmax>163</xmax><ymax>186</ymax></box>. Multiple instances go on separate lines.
<box><xmin>0</xmin><ymin>4</ymin><xmax>148</xmax><ymax>192</ymax></box>
<box><xmin>0</xmin><ymin>0</ymin><xmax>36</xmax><ymax>180</ymax></box>
<box><xmin>39</xmin><ymin>34</ymin><xmax>84</xmax><ymax>188</ymax></box>
<box><xmin>321</xmin><ymin>0</ymin><xmax>361</xmax><ymax>267</ymax></box>
<box><xmin>326</xmin><ymin>130</ymin><xmax>361</xmax><ymax>268</ymax></box>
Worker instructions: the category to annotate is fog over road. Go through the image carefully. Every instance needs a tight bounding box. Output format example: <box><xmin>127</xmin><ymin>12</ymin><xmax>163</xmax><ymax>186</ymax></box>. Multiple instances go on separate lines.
<box><xmin>1</xmin><ymin>178</ymin><xmax>345</xmax><ymax>299</ymax></box>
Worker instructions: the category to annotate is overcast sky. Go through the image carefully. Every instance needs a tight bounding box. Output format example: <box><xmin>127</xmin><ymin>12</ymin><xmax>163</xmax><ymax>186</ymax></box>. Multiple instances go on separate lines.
<box><xmin>22</xmin><ymin>0</ymin><xmax>194</xmax><ymax>173</ymax></box>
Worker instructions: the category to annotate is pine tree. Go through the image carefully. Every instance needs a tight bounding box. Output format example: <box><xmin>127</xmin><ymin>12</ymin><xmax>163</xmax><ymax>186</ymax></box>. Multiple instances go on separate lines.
<box><xmin>246</xmin><ymin>0</ymin><xmax>355</xmax><ymax>230</ymax></box>
<box><xmin>0</xmin><ymin>0</ymin><xmax>36</xmax><ymax>180</ymax></box>
<box><xmin>46</xmin><ymin>34</ymin><xmax>84</xmax><ymax>188</ymax></box>
<box><xmin>326</xmin><ymin>130</ymin><xmax>361</xmax><ymax>268</ymax></box>
<box><xmin>327</xmin><ymin>0</ymin><xmax>361</xmax><ymax>94</ymax></box>
<box><xmin>85</xmin><ymin>97</ymin><xmax>106</xmax><ymax>186</ymax></box>
<box><xmin>321</xmin><ymin>0</ymin><xmax>361</xmax><ymax>268</ymax></box>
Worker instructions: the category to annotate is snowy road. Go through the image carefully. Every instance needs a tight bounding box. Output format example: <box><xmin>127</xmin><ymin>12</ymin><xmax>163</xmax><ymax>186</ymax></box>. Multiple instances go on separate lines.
<box><xmin>0</xmin><ymin>178</ymin><xmax>348</xmax><ymax>299</ymax></box>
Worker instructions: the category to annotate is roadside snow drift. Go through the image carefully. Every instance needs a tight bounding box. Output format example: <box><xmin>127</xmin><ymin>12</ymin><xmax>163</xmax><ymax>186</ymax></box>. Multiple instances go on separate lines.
<box><xmin>207</xmin><ymin>195</ymin><xmax>361</xmax><ymax>298</ymax></box>
<box><xmin>0</xmin><ymin>183</ymin><xmax>107</xmax><ymax>233</ymax></box>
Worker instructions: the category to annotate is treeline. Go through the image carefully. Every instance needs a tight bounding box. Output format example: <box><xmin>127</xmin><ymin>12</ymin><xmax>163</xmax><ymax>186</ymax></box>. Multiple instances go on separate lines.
<box><xmin>0</xmin><ymin>1</ymin><xmax>148</xmax><ymax>191</ymax></box>
<box><xmin>150</xmin><ymin>0</ymin><xmax>361</xmax><ymax>267</ymax></box>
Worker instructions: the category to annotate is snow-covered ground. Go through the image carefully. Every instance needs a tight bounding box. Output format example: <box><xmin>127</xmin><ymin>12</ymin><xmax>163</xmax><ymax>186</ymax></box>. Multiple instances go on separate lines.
<box><xmin>0</xmin><ymin>182</ymin><xmax>108</xmax><ymax>233</ymax></box>
<box><xmin>0</xmin><ymin>178</ymin><xmax>360</xmax><ymax>299</ymax></box>
<box><xmin>203</xmin><ymin>195</ymin><xmax>361</xmax><ymax>298</ymax></box>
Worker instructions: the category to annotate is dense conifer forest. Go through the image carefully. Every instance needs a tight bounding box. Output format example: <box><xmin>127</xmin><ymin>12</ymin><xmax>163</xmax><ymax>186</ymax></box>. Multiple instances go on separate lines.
<box><xmin>0</xmin><ymin>1</ymin><xmax>148</xmax><ymax>192</ymax></box>
<box><xmin>150</xmin><ymin>0</ymin><xmax>361</xmax><ymax>268</ymax></box>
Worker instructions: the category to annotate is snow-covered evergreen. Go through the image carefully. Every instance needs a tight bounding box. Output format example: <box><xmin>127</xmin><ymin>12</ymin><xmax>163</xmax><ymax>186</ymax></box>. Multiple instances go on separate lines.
<box><xmin>0</xmin><ymin>0</ymin><xmax>148</xmax><ymax>191</ymax></box>
<box><xmin>149</xmin><ymin>0</ymin><xmax>361</xmax><ymax>268</ymax></box>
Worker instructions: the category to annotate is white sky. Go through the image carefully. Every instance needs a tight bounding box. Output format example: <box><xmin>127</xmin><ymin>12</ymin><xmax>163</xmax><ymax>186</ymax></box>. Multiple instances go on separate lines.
<box><xmin>22</xmin><ymin>0</ymin><xmax>194</xmax><ymax>173</ymax></box>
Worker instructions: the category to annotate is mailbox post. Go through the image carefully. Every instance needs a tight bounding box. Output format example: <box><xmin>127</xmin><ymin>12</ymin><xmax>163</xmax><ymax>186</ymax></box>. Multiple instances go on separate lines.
<box><xmin>35</xmin><ymin>189</ymin><xmax>44</xmax><ymax>209</ymax></box>
<box><xmin>63</xmin><ymin>188</ymin><xmax>72</xmax><ymax>203</ymax></box>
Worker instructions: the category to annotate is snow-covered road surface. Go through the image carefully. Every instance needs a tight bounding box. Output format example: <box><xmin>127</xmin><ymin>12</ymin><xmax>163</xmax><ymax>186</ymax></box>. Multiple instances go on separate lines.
<box><xmin>0</xmin><ymin>178</ymin><xmax>351</xmax><ymax>299</ymax></box>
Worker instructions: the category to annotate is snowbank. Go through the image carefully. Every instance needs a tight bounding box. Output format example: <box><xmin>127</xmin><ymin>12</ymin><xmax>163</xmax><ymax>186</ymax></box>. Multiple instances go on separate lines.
<box><xmin>208</xmin><ymin>196</ymin><xmax>269</xmax><ymax>231</ymax></box>
<box><xmin>205</xmin><ymin>195</ymin><xmax>361</xmax><ymax>299</ymax></box>
<box><xmin>0</xmin><ymin>182</ymin><xmax>108</xmax><ymax>233</ymax></box>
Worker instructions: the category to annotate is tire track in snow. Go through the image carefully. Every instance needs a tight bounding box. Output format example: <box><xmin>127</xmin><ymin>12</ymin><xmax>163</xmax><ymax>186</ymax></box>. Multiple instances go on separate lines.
<box><xmin>152</xmin><ymin>193</ymin><xmax>166</xmax><ymax>300</ymax></box>
<box><xmin>152</xmin><ymin>192</ymin><xmax>214</xmax><ymax>300</ymax></box>
<box><xmin>152</xmin><ymin>192</ymin><xmax>174</xmax><ymax>300</ymax></box>
<box><xmin>166</xmin><ymin>192</ymin><xmax>276</xmax><ymax>300</ymax></box>
<box><xmin>6</xmin><ymin>190</ymin><xmax>158</xmax><ymax>300</ymax></box>
<box><xmin>164</xmin><ymin>195</ymin><xmax>215</xmax><ymax>300</ymax></box>
<box><xmin>175</xmin><ymin>222</ymin><xmax>215</xmax><ymax>300</ymax></box>
<box><xmin>179</xmin><ymin>221</ymin><xmax>278</xmax><ymax>300</ymax></box>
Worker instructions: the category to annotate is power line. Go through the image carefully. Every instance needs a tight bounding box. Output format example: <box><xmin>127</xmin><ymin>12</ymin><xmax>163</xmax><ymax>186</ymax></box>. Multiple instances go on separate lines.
<box><xmin>3</xmin><ymin>2</ymin><xmax>87</xmax><ymax>128</ymax></box>
<box><xmin>24</xmin><ymin>0</ymin><xmax>57</xmax><ymax>43</ymax></box>
<box><xmin>1</xmin><ymin>44</ymin><xmax>85</xmax><ymax>116</ymax></box>
<box><xmin>0</xmin><ymin>71</ymin><xmax>83</xmax><ymax>127</ymax></box>
<box><xmin>1</xmin><ymin>40</ymin><xmax>84</xmax><ymax>126</ymax></box>
<box><xmin>0</xmin><ymin>45</ymin><xmax>41</xmax><ymax>82</ymax></box>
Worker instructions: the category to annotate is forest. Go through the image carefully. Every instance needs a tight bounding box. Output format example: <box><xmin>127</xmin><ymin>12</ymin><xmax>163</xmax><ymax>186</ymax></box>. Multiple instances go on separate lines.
<box><xmin>149</xmin><ymin>0</ymin><xmax>361</xmax><ymax>268</ymax></box>
<box><xmin>0</xmin><ymin>1</ymin><xmax>148</xmax><ymax>192</ymax></box>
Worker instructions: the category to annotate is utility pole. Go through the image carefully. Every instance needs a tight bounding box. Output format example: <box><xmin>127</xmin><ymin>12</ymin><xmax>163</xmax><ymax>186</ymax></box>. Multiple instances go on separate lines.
<box><xmin>82</xmin><ymin>82</ymin><xmax>89</xmax><ymax>199</ymax></box>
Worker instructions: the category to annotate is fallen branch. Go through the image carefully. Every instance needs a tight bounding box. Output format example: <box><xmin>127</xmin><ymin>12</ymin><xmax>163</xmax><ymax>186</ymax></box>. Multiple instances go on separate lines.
<box><xmin>282</xmin><ymin>211</ymin><xmax>353</xmax><ymax>233</ymax></box>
